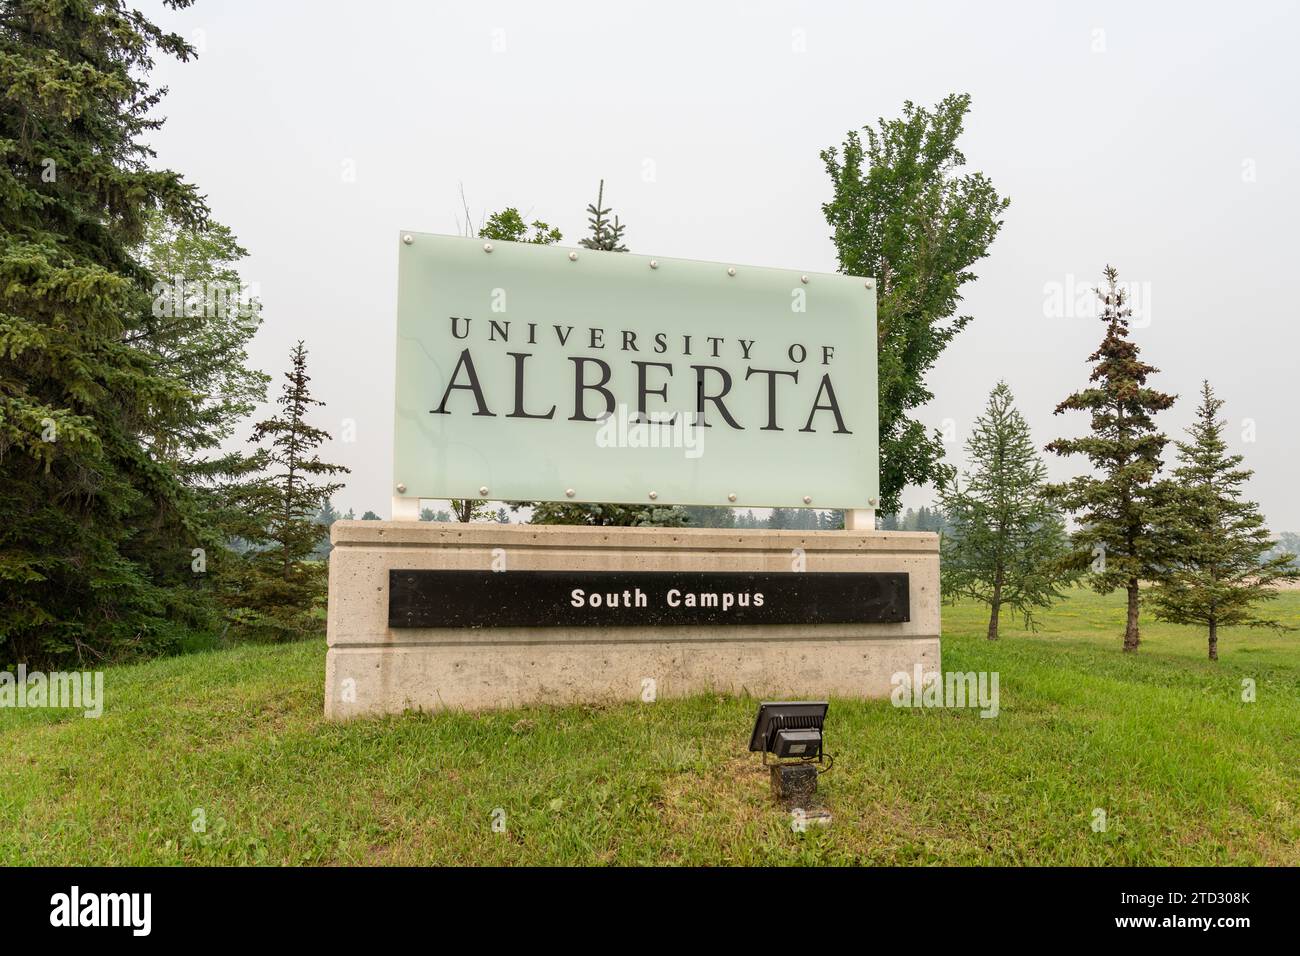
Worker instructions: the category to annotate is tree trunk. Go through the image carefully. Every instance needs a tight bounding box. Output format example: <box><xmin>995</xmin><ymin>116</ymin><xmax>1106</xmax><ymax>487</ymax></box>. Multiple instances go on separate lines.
<box><xmin>282</xmin><ymin>466</ymin><xmax>295</xmax><ymax>583</ymax></box>
<box><xmin>987</xmin><ymin>568</ymin><xmax>1004</xmax><ymax>641</ymax></box>
<box><xmin>1208</xmin><ymin>620</ymin><xmax>1218</xmax><ymax>661</ymax></box>
<box><xmin>1123</xmin><ymin>578</ymin><xmax>1141</xmax><ymax>652</ymax></box>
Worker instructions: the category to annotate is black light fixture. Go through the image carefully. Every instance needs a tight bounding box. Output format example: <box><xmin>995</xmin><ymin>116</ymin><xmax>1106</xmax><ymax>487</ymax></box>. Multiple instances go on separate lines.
<box><xmin>749</xmin><ymin>701</ymin><xmax>830</xmax><ymax>803</ymax></box>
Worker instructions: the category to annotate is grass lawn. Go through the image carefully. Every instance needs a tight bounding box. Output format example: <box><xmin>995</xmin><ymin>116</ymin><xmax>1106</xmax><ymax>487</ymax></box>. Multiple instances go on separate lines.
<box><xmin>1</xmin><ymin>588</ymin><xmax>1297</xmax><ymax>866</ymax></box>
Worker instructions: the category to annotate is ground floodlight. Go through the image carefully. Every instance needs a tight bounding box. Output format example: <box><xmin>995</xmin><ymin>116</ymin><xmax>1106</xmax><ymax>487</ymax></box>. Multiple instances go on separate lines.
<box><xmin>750</xmin><ymin>701</ymin><xmax>830</xmax><ymax>804</ymax></box>
<box><xmin>749</xmin><ymin>701</ymin><xmax>828</xmax><ymax>759</ymax></box>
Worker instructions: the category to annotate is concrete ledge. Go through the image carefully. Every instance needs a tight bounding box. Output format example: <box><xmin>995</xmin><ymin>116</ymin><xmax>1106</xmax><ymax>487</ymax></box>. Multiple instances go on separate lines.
<box><xmin>325</xmin><ymin>521</ymin><xmax>940</xmax><ymax>718</ymax></box>
<box><xmin>326</xmin><ymin>638</ymin><xmax>940</xmax><ymax>716</ymax></box>
<box><xmin>330</xmin><ymin>521</ymin><xmax>940</xmax><ymax>553</ymax></box>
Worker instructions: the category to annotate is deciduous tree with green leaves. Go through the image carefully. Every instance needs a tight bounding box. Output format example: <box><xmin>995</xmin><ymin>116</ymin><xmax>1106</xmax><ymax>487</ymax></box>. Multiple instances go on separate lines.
<box><xmin>940</xmin><ymin>382</ymin><xmax>1075</xmax><ymax>639</ymax></box>
<box><xmin>446</xmin><ymin>206</ymin><xmax>564</xmax><ymax>523</ymax></box>
<box><xmin>1150</xmin><ymin>381</ymin><xmax>1297</xmax><ymax>659</ymax></box>
<box><xmin>821</xmin><ymin>93</ymin><xmax>1009</xmax><ymax>516</ymax></box>
<box><xmin>449</xmin><ymin>498</ymin><xmax>496</xmax><ymax>522</ymax></box>
<box><xmin>133</xmin><ymin>213</ymin><xmax>271</xmax><ymax>622</ymax></box>
<box><xmin>137</xmin><ymin>214</ymin><xmax>269</xmax><ymax>467</ymax></box>
<box><xmin>481</xmin><ymin>207</ymin><xmax>562</xmax><ymax>246</ymax></box>
<box><xmin>1047</xmin><ymin>266</ymin><xmax>1176</xmax><ymax>652</ymax></box>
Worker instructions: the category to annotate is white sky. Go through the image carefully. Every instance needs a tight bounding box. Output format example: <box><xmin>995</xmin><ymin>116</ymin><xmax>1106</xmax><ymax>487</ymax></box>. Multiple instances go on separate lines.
<box><xmin>141</xmin><ymin>0</ymin><xmax>1299</xmax><ymax>528</ymax></box>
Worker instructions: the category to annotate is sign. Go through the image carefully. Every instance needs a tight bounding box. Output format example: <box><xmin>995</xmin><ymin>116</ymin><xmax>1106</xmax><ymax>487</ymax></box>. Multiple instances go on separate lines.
<box><xmin>393</xmin><ymin>232</ymin><xmax>878</xmax><ymax>509</ymax></box>
<box><xmin>388</xmin><ymin>569</ymin><xmax>909</xmax><ymax>628</ymax></box>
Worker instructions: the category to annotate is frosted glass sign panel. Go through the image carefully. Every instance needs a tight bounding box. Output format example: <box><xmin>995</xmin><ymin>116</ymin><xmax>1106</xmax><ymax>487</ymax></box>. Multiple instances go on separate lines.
<box><xmin>392</xmin><ymin>232</ymin><xmax>878</xmax><ymax>509</ymax></box>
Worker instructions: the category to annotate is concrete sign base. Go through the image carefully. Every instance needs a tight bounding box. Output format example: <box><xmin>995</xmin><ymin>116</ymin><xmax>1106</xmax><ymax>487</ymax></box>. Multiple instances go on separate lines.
<box><xmin>324</xmin><ymin>521</ymin><xmax>939</xmax><ymax>719</ymax></box>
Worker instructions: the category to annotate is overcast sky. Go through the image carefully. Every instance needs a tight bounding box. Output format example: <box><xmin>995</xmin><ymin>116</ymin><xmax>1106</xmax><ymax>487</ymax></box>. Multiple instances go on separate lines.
<box><xmin>141</xmin><ymin>0</ymin><xmax>1300</xmax><ymax>528</ymax></box>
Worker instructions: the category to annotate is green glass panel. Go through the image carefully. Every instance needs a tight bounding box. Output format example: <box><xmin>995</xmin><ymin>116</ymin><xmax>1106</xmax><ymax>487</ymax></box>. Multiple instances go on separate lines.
<box><xmin>393</xmin><ymin>232</ymin><xmax>878</xmax><ymax>509</ymax></box>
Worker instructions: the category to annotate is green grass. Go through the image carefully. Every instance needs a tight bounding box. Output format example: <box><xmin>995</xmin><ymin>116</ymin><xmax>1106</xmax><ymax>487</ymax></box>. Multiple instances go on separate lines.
<box><xmin>2</xmin><ymin>588</ymin><xmax>1297</xmax><ymax>865</ymax></box>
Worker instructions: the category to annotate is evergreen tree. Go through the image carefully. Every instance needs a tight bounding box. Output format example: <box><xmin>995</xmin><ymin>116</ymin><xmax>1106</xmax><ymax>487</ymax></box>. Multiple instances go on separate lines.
<box><xmin>577</xmin><ymin>180</ymin><xmax>628</xmax><ymax>252</ymax></box>
<box><xmin>682</xmin><ymin>506</ymin><xmax>737</xmax><ymax>529</ymax></box>
<box><xmin>821</xmin><ymin>93</ymin><xmax>1009</xmax><ymax>515</ymax></box>
<box><xmin>1047</xmin><ymin>266</ymin><xmax>1176</xmax><ymax>651</ymax></box>
<box><xmin>941</xmin><ymin>383</ymin><xmax>1075</xmax><ymax>638</ymax></box>
<box><xmin>1262</xmin><ymin>532</ymin><xmax>1300</xmax><ymax>569</ymax></box>
<box><xmin>0</xmin><ymin>0</ymin><xmax>208</xmax><ymax>665</ymax></box>
<box><xmin>529</xmin><ymin>183</ymin><xmax>688</xmax><ymax>528</ymax></box>
<box><xmin>531</xmin><ymin>502</ymin><xmax>689</xmax><ymax>527</ymax></box>
<box><xmin>227</xmin><ymin>342</ymin><xmax>348</xmax><ymax>639</ymax></box>
<box><xmin>311</xmin><ymin>500</ymin><xmax>341</xmax><ymax>559</ymax></box>
<box><xmin>361</xmin><ymin>511</ymin><xmax>380</xmax><ymax>520</ymax></box>
<box><xmin>1150</xmin><ymin>382</ymin><xmax>1298</xmax><ymax>659</ymax></box>
<box><xmin>788</xmin><ymin>508</ymin><xmax>829</xmax><ymax>531</ymax></box>
<box><xmin>768</xmin><ymin>508</ymin><xmax>795</xmax><ymax>530</ymax></box>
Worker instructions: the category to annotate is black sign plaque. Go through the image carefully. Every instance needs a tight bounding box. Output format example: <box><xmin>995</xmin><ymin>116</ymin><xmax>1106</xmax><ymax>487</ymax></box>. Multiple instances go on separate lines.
<box><xmin>388</xmin><ymin>569</ymin><xmax>909</xmax><ymax>629</ymax></box>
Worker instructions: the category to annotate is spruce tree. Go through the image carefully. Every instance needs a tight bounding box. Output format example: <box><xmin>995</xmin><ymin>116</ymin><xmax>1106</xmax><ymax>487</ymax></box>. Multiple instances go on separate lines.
<box><xmin>228</xmin><ymin>342</ymin><xmax>348</xmax><ymax>639</ymax></box>
<box><xmin>1264</xmin><ymin>533</ymin><xmax>1300</xmax><ymax>568</ymax></box>
<box><xmin>1047</xmin><ymin>266</ymin><xmax>1175</xmax><ymax>651</ymax></box>
<box><xmin>577</xmin><ymin>180</ymin><xmax>628</xmax><ymax>252</ymax></box>
<box><xmin>530</xmin><ymin>501</ymin><xmax>689</xmax><ymax>527</ymax></box>
<box><xmin>311</xmin><ymin>500</ymin><xmax>341</xmax><ymax>559</ymax></box>
<box><xmin>0</xmin><ymin>0</ymin><xmax>207</xmax><ymax>664</ymax></box>
<box><xmin>1150</xmin><ymin>382</ymin><xmax>1298</xmax><ymax>659</ymax></box>
<box><xmin>682</xmin><ymin>506</ymin><xmax>737</xmax><ymax>529</ymax></box>
<box><xmin>767</xmin><ymin>508</ymin><xmax>795</xmax><ymax>530</ymax></box>
<box><xmin>530</xmin><ymin>182</ymin><xmax>687</xmax><ymax>528</ymax></box>
<box><xmin>941</xmin><ymin>382</ymin><xmax>1075</xmax><ymax>639</ymax></box>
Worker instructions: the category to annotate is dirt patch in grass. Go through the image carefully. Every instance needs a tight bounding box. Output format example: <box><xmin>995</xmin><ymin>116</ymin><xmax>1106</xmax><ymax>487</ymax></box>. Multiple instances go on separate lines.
<box><xmin>657</xmin><ymin>756</ymin><xmax>771</xmax><ymax>831</ymax></box>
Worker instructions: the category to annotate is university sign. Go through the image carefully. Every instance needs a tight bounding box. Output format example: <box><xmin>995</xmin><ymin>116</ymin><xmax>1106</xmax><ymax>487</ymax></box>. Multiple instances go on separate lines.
<box><xmin>322</xmin><ymin>232</ymin><xmax>939</xmax><ymax>720</ymax></box>
<box><xmin>388</xmin><ymin>569</ymin><xmax>910</xmax><ymax>628</ymax></box>
<box><xmin>392</xmin><ymin>232</ymin><xmax>880</xmax><ymax>510</ymax></box>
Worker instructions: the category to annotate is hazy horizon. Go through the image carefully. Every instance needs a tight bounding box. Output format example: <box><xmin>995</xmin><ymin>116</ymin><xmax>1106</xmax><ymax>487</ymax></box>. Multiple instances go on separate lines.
<box><xmin>139</xmin><ymin>0</ymin><xmax>1300</xmax><ymax>529</ymax></box>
